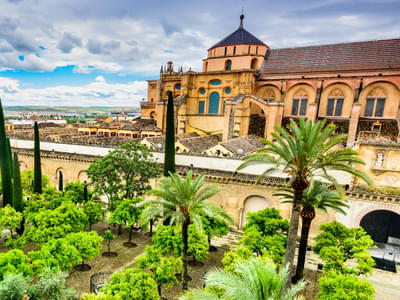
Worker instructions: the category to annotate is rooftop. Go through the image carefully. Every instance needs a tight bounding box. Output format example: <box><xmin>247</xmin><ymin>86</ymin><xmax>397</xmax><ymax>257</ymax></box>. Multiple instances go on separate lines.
<box><xmin>209</xmin><ymin>15</ymin><xmax>266</xmax><ymax>50</ymax></box>
<box><xmin>220</xmin><ymin>135</ymin><xmax>264</xmax><ymax>156</ymax></box>
<box><xmin>261</xmin><ymin>38</ymin><xmax>400</xmax><ymax>75</ymax></box>
<box><xmin>178</xmin><ymin>134</ymin><xmax>222</xmax><ymax>153</ymax></box>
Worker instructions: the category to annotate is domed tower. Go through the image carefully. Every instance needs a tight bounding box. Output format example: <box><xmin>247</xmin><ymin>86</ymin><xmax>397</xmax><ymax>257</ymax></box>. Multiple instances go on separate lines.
<box><xmin>203</xmin><ymin>14</ymin><xmax>269</xmax><ymax>72</ymax></box>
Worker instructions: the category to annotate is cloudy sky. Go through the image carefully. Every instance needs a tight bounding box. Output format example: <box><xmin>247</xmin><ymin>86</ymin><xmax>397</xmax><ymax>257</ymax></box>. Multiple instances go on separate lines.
<box><xmin>0</xmin><ymin>0</ymin><xmax>399</xmax><ymax>107</ymax></box>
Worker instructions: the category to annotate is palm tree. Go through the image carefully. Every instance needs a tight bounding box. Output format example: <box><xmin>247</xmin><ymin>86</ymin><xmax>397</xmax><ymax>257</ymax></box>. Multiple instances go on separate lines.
<box><xmin>275</xmin><ymin>180</ymin><xmax>349</xmax><ymax>282</ymax></box>
<box><xmin>141</xmin><ymin>171</ymin><xmax>233</xmax><ymax>290</ymax></box>
<box><xmin>180</xmin><ymin>258</ymin><xmax>306</xmax><ymax>300</ymax></box>
<box><xmin>238</xmin><ymin>118</ymin><xmax>373</xmax><ymax>274</ymax></box>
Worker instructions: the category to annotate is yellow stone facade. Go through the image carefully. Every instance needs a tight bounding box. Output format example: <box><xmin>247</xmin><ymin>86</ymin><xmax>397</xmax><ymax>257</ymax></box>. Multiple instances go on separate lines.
<box><xmin>141</xmin><ymin>16</ymin><xmax>400</xmax><ymax>149</ymax></box>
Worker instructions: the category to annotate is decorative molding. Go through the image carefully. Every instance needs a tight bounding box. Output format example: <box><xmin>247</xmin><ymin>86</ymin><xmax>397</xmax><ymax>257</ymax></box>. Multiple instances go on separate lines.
<box><xmin>352</xmin><ymin>203</ymin><xmax>400</xmax><ymax>227</ymax></box>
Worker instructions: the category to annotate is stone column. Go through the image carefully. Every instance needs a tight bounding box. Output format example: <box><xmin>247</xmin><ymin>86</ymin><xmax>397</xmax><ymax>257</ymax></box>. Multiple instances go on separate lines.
<box><xmin>347</xmin><ymin>104</ymin><xmax>361</xmax><ymax>148</ymax></box>
<box><xmin>222</xmin><ymin>104</ymin><xmax>235</xmax><ymax>141</ymax></box>
<box><xmin>307</xmin><ymin>103</ymin><xmax>318</xmax><ymax>122</ymax></box>
<box><xmin>263</xmin><ymin>103</ymin><xmax>284</xmax><ymax>140</ymax></box>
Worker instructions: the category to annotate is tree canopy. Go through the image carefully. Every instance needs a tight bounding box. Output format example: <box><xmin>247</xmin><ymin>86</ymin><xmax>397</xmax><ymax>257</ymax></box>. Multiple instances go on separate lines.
<box><xmin>0</xmin><ymin>249</ymin><xmax>32</xmax><ymax>280</ymax></box>
<box><xmin>64</xmin><ymin>181</ymin><xmax>94</xmax><ymax>203</ymax></box>
<box><xmin>137</xmin><ymin>245</ymin><xmax>181</xmax><ymax>298</ymax></box>
<box><xmin>65</xmin><ymin>231</ymin><xmax>103</xmax><ymax>267</ymax></box>
<box><xmin>314</xmin><ymin>221</ymin><xmax>375</xmax><ymax>275</ymax></box>
<box><xmin>24</xmin><ymin>201</ymin><xmax>89</xmax><ymax>244</ymax></box>
<box><xmin>86</xmin><ymin>140</ymin><xmax>160</xmax><ymax>208</ymax></box>
<box><xmin>0</xmin><ymin>205</ymin><xmax>23</xmax><ymax>239</ymax></box>
<box><xmin>318</xmin><ymin>272</ymin><xmax>375</xmax><ymax>300</ymax></box>
<box><xmin>98</xmin><ymin>268</ymin><xmax>160</xmax><ymax>300</ymax></box>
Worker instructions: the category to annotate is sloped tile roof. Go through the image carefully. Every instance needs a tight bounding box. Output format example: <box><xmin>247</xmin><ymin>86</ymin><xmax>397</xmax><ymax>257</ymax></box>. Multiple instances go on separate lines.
<box><xmin>220</xmin><ymin>135</ymin><xmax>264</xmax><ymax>155</ymax></box>
<box><xmin>261</xmin><ymin>38</ymin><xmax>400</xmax><ymax>75</ymax></box>
<box><xmin>209</xmin><ymin>27</ymin><xmax>266</xmax><ymax>50</ymax></box>
<box><xmin>178</xmin><ymin>134</ymin><xmax>222</xmax><ymax>153</ymax></box>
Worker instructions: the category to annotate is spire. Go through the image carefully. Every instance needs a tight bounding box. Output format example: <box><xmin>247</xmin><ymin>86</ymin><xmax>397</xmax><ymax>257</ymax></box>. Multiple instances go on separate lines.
<box><xmin>239</xmin><ymin>13</ymin><xmax>244</xmax><ymax>28</ymax></box>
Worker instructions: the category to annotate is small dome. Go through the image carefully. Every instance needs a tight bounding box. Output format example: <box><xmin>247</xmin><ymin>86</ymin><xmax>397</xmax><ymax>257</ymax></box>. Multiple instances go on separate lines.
<box><xmin>208</xmin><ymin>15</ymin><xmax>267</xmax><ymax>50</ymax></box>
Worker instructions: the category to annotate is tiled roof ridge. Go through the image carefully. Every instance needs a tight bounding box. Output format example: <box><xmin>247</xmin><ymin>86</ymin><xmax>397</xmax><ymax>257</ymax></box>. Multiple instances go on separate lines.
<box><xmin>271</xmin><ymin>37</ymin><xmax>400</xmax><ymax>51</ymax></box>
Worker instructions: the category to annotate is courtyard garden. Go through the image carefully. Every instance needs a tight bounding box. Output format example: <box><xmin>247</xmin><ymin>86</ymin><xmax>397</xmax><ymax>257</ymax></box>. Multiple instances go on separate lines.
<box><xmin>0</xmin><ymin>98</ymin><xmax>390</xmax><ymax>299</ymax></box>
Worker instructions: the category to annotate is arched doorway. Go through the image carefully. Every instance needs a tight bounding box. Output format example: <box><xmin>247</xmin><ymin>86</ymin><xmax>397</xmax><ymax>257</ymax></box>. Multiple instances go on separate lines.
<box><xmin>241</xmin><ymin>195</ymin><xmax>270</xmax><ymax>227</ymax></box>
<box><xmin>247</xmin><ymin>102</ymin><xmax>266</xmax><ymax>137</ymax></box>
<box><xmin>360</xmin><ymin>210</ymin><xmax>400</xmax><ymax>243</ymax></box>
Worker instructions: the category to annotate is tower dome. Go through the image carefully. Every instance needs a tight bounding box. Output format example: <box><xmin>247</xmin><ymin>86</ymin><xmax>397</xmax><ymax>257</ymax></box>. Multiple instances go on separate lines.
<box><xmin>203</xmin><ymin>15</ymin><xmax>269</xmax><ymax>72</ymax></box>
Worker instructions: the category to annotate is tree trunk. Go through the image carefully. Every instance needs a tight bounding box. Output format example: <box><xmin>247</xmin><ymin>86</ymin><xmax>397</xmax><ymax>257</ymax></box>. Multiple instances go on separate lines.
<box><xmin>293</xmin><ymin>208</ymin><xmax>315</xmax><ymax>282</ymax></box>
<box><xmin>283</xmin><ymin>189</ymin><xmax>303</xmax><ymax>276</ymax></box>
<box><xmin>107</xmin><ymin>239</ymin><xmax>111</xmax><ymax>253</ymax></box>
<box><xmin>157</xmin><ymin>285</ymin><xmax>162</xmax><ymax>298</ymax></box>
<box><xmin>117</xmin><ymin>224</ymin><xmax>122</xmax><ymax>235</ymax></box>
<box><xmin>89</xmin><ymin>223</ymin><xmax>92</xmax><ymax>231</ymax></box>
<box><xmin>128</xmin><ymin>225</ymin><xmax>133</xmax><ymax>244</ymax></box>
<box><xmin>182</xmin><ymin>218</ymin><xmax>189</xmax><ymax>290</ymax></box>
<box><xmin>149</xmin><ymin>219</ymin><xmax>154</xmax><ymax>236</ymax></box>
<box><xmin>10</xmin><ymin>229</ymin><xmax>13</xmax><ymax>240</ymax></box>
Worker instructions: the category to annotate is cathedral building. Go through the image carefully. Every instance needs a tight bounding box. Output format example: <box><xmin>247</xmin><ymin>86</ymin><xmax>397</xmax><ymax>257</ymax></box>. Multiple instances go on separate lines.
<box><xmin>141</xmin><ymin>15</ymin><xmax>400</xmax><ymax>150</ymax></box>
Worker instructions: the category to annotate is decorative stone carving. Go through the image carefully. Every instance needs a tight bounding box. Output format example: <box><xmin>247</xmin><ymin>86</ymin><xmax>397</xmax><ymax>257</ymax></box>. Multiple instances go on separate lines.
<box><xmin>294</xmin><ymin>89</ymin><xmax>308</xmax><ymax>98</ymax></box>
<box><xmin>368</xmin><ymin>87</ymin><xmax>386</xmax><ymax>97</ymax></box>
<box><xmin>375</xmin><ymin>152</ymin><xmax>384</xmax><ymax>167</ymax></box>
<box><xmin>329</xmin><ymin>88</ymin><xmax>345</xmax><ymax>97</ymax></box>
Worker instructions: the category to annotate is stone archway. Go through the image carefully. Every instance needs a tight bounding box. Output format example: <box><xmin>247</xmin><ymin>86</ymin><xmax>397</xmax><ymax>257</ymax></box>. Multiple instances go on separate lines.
<box><xmin>353</xmin><ymin>204</ymin><xmax>400</xmax><ymax>228</ymax></box>
<box><xmin>240</xmin><ymin>195</ymin><xmax>270</xmax><ymax>228</ymax></box>
<box><xmin>223</xmin><ymin>95</ymin><xmax>270</xmax><ymax>140</ymax></box>
<box><xmin>78</xmin><ymin>170</ymin><xmax>88</xmax><ymax>183</ymax></box>
<box><xmin>360</xmin><ymin>210</ymin><xmax>400</xmax><ymax>243</ymax></box>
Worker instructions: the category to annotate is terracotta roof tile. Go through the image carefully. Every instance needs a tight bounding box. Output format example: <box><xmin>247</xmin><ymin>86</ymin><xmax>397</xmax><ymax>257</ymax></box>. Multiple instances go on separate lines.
<box><xmin>178</xmin><ymin>134</ymin><xmax>222</xmax><ymax>153</ymax></box>
<box><xmin>220</xmin><ymin>135</ymin><xmax>264</xmax><ymax>155</ymax></box>
<box><xmin>261</xmin><ymin>38</ymin><xmax>400</xmax><ymax>75</ymax></box>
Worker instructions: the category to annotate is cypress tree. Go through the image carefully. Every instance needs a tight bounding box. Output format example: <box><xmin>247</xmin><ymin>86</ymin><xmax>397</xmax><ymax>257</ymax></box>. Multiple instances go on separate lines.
<box><xmin>0</xmin><ymin>99</ymin><xmax>13</xmax><ymax>206</ymax></box>
<box><xmin>12</xmin><ymin>152</ymin><xmax>23</xmax><ymax>212</ymax></box>
<box><xmin>6</xmin><ymin>138</ymin><xmax>13</xmax><ymax>179</ymax></box>
<box><xmin>83</xmin><ymin>181</ymin><xmax>88</xmax><ymax>201</ymax></box>
<box><xmin>33</xmin><ymin>121</ymin><xmax>42</xmax><ymax>194</ymax></box>
<box><xmin>58</xmin><ymin>171</ymin><xmax>63</xmax><ymax>192</ymax></box>
<box><xmin>164</xmin><ymin>91</ymin><xmax>175</xmax><ymax>176</ymax></box>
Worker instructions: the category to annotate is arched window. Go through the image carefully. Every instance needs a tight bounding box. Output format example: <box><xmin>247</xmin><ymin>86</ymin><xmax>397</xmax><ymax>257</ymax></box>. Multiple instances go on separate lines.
<box><xmin>233</xmin><ymin>46</ymin><xmax>236</xmax><ymax>55</ymax></box>
<box><xmin>224</xmin><ymin>47</ymin><xmax>227</xmax><ymax>56</ymax></box>
<box><xmin>208</xmin><ymin>92</ymin><xmax>220</xmax><ymax>114</ymax></box>
<box><xmin>327</xmin><ymin>89</ymin><xmax>344</xmax><ymax>116</ymax></box>
<box><xmin>291</xmin><ymin>89</ymin><xmax>308</xmax><ymax>116</ymax></box>
<box><xmin>251</xmin><ymin>58</ymin><xmax>258</xmax><ymax>69</ymax></box>
<box><xmin>225</xmin><ymin>60</ymin><xmax>232</xmax><ymax>71</ymax></box>
<box><xmin>256</xmin><ymin>46</ymin><xmax>258</xmax><ymax>55</ymax></box>
<box><xmin>175</xmin><ymin>83</ymin><xmax>181</xmax><ymax>90</ymax></box>
<box><xmin>365</xmin><ymin>87</ymin><xmax>386</xmax><ymax>117</ymax></box>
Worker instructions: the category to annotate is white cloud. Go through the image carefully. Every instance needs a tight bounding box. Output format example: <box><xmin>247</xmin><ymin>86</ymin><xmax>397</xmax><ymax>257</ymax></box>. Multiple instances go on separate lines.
<box><xmin>0</xmin><ymin>76</ymin><xmax>147</xmax><ymax>106</ymax></box>
<box><xmin>0</xmin><ymin>0</ymin><xmax>399</xmax><ymax>106</ymax></box>
<box><xmin>95</xmin><ymin>75</ymin><xmax>105</xmax><ymax>82</ymax></box>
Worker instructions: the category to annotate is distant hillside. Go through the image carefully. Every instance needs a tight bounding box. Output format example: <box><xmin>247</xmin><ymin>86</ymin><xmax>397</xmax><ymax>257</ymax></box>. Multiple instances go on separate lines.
<box><xmin>4</xmin><ymin>106</ymin><xmax>140</xmax><ymax>114</ymax></box>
